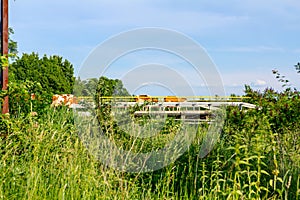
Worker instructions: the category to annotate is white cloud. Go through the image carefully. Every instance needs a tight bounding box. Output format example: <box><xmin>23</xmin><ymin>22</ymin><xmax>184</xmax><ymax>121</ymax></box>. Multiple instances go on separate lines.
<box><xmin>251</xmin><ymin>80</ymin><xmax>267</xmax><ymax>87</ymax></box>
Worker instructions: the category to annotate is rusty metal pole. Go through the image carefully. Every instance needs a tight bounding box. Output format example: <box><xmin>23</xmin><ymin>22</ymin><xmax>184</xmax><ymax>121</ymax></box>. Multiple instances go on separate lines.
<box><xmin>1</xmin><ymin>0</ymin><xmax>9</xmax><ymax>114</ymax></box>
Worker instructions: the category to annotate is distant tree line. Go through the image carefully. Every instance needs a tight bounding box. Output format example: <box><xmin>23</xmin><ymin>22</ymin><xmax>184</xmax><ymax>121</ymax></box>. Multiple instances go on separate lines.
<box><xmin>74</xmin><ymin>76</ymin><xmax>130</xmax><ymax>97</ymax></box>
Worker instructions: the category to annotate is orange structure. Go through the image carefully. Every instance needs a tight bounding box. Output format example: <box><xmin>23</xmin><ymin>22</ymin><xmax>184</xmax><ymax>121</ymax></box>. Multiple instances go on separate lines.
<box><xmin>135</xmin><ymin>95</ymin><xmax>158</xmax><ymax>103</ymax></box>
<box><xmin>164</xmin><ymin>96</ymin><xmax>187</xmax><ymax>102</ymax></box>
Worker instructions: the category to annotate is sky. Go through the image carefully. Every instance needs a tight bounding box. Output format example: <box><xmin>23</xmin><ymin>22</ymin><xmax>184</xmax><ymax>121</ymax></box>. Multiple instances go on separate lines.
<box><xmin>9</xmin><ymin>0</ymin><xmax>300</xmax><ymax>95</ymax></box>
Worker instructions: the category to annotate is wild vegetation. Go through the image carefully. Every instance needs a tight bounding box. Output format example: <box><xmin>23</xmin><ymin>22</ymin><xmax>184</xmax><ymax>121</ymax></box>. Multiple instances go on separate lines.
<box><xmin>0</xmin><ymin>43</ymin><xmax>299</xmax><ymax>198</ymax></box>
<box><xmin>10</xmin><ymin>53</ymin><xmax>75</xmax><ymax>95</ymax></box>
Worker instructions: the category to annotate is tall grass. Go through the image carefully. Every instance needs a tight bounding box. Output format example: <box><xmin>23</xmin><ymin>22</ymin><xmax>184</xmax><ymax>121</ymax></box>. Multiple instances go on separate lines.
<box><xmin>0</xmin><ymin>107</ymin><xmax>299</xmax><ymax>199</ymax></box>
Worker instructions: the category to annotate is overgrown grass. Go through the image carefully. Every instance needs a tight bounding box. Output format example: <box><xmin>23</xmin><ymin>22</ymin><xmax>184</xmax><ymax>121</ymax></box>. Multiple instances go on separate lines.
<box><xmin>0</xmin><ymin>106</ymin><xmax>299</xmax><ymax>199</ymax></box>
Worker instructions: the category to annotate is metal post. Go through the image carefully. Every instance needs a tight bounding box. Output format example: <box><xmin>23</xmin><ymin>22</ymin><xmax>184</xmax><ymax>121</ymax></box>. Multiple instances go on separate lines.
<box><xmin>1</xmin><ymin>0</ymin><xmax>9</xmax><ymax>114</ymax></box>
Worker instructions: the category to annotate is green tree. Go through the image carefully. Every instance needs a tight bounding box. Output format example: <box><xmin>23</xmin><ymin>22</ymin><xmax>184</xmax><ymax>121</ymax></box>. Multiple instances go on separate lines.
<box><xmin>243</xmin><ymin>61</ymin><xmax>300</xmax><ymax>133</ymax></box>
<box><xmin>82</xmin><ymin>78</ymin><xmax>98</xmax><ymax>96</ymax></box>
<box><xmin>95</xmin><ymin>76</ymin><xmax>129</xmax><ymax>99</ymax></box>
<box><xmin>74</xmin><ymin>77</ymin><xmax>102</xmax><ymax>96</ymax></box>
<box><xmin>95</xmin><ymin>76</ymin><xmax>130</xmax><ymax>131</ymax></box>
<box><xmin>8</xmin><ymin>27</ymin><xmax>18</xmax><ymax>54</ymax></box>
<box><xmin>73</xmin><ymin>77</ymin><xmax>85</xmax><ymax>96</ymax></box>
<box><xmin>0</xmin><ymin>27</ymin><xmax>18</xmax><ymax>54</ymax></box>
<box><xmin>272</xmin><ymin>61</ymin><xmax>300</xmax><ymax>88</ymax></box>
<box><xmin>295</xmin><ymin>62</ymin><xmax>300</xmax><ymax>74</ymax></box>
<box><xmin>10</xmin><ymin>53</ymin><xmax>75</xmax><ymax>94</ymax></box>
<box><xmin>114</xmin><ymin>79</ymin><xmax>130</xmax><ymax>96</ymax></box>
<box><xmin>0</xmin><ymin>28</ymin><xmax>18</xmax><ymax>91</ymax></box>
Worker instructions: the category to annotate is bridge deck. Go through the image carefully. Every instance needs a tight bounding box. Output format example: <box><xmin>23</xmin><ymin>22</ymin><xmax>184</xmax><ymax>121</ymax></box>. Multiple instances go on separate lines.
<box><xmin>74</xmin><ymin>97</ymin><xmax>258</xmax><ymax>123</ymax></box>
<box><xmin>134</xmin><ymin>110</ymin><xmax>211</xmax><ymax>117</ymax></box>
<box><xmin>112</xmin><ymin>101</ymin><xmax>257</xmax><ymax>109</ymax></box>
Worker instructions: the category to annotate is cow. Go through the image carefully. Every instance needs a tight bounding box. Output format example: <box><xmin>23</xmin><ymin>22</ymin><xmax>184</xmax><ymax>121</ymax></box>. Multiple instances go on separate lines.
<box><xmin>51</xmin><ymin>94</ymin><xmax>76</xmax><ymax>108</ymax></box>
<box><xmin>31</xmin><ymin>93</ymin><xmax>36</xmax><ymax>100</ymax></box>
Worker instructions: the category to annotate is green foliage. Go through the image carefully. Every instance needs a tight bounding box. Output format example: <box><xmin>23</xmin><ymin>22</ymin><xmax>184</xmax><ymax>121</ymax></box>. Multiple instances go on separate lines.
<box><xmin>244</xmin><ymin>86</ymin><xmax>300</xmax><ymax>132</ymax></box>
<box><xmin>0</xmin><ymin>106</ymin><xmax>299</xmax><ymax>199</ymax></box>
<box><xmin>95</xmin><ymin>76</ymin><xmax>130</xmax><ymax>99</ymax></box>
<box><xmin>295</xmin><ymin>62</ymin><xmax>300</xmax><ymax>74</ymax></box>
<box><xmin>7</xmin><ymin>73</ymin><xmax>52</xmax><ymax>116</ymax></box>
<box><xmin>8</xmin><ymin>28</ymin><xmax>18</xmax><ymax>55</ymax></box>
<box><xmin>272</xmin><ymin>61</ymin><xmax>300</xmax><ymax>88</ymax></box>
<box><xmin>272</xmin><ymin>69</ymin><xmax>290</xmax><ymax>88</ymax></box>
<box><xmin>10</xmin><ymin>53</ymin><xmax>75</xmax><ymax>95</ymax></box>
<box><xmin>245</xmin><ymin>60</ymin><xmax>300</xmax><ymax>133</ymax></box>
<box><xmin>95</xmin><ymin>76</ymin><xmax>130</xmax><ymax>128</ymax></box>
<box><xmin>223</xmin><ymin>86</ymin><xmax>300</xmax><ymax>199</ymax></box>
<box><xmin>0</xmin><ymin>27</ymin><xmax>18</xmax><ymax>55</ymax></box>
<box><xmin>0</xmin><ymin>64</ymin><xmax>300</xmax><ymax>199</ymax></box>
<box><xmin>73</xmin><ymin>77</ymin><xmax>98</xmax><ymax>96</ymax></box>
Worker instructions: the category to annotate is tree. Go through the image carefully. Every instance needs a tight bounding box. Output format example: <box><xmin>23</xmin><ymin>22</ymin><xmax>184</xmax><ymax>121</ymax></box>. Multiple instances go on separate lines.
<box><xmin>82</xmin><ymin>78</ymin><xmax>98</xmax><ymax>96</ymax></box>
<box><xmin>74</xmin><ymin>77</ymin><xmax>101</xmax><ymax>96</ymax></box>
<box><xmin>114</xmin><ymin>79</ymin><xmax>130</xmax><ymax>96</ymax></box>
<box><xmin>272</xmin><ymin>62</ymin><xmax>300</xmax><ymax>89</ymax></box>
<box><xmin>0</xmin><ymin>28</ymin><xmax>18</xmax><ymax>91</ymax></box>
<box><xmin>0</xmin><ymin>27</ymin><xmax>18</xmax><ymax>54</ymax></box>
<box><xmin>10</xmin><ymin>53</ymin><xmax>75</xmax><ymax>94</ymax></box>
<box><xmin>95</xmin><ymin>76</ymin><xmax>130</xmax><ymax>127</ymax></box>
<box><xmin>73</xmin><ymin>77</ymin><xmax>85</xmax><ymax>96</ymax></box>
<box><xmin>8</xmin><ymin>27</ymin><xmax>18</xmax><ymax>54</ymax></box>
<box><xmin>243</xmin><ymin>61</ymin><xmax>300</xmax><ymax>132</ymax></box>
<box><xmin>95</xmin><ymin>76</ymin><xmax>130</xmax><ymax>100</ymax></box>
<box><xmin>295</xmin><ymin>62</ymin><xmax>300</xmax><ymax>74</ymax></box>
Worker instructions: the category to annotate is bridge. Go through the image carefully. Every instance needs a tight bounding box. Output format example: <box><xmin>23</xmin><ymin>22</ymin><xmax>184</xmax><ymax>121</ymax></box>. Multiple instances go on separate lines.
<box><xmin>76</xmin><ymin>96</ymin><xmax>258</xmax><ymax>123</ymax></box>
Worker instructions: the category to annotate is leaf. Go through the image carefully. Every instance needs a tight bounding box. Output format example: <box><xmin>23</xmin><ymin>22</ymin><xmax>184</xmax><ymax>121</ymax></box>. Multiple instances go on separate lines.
<box><xmin>277</xmin><ymin>177</ymin><xmax>283</xmax><ymax>183</ymax></box>
<box><xmin>261</xmin><ymin>170</ymin><xmax>269</xmax><ymax>176</ymax></box>
<box><xmin>269</xmin><ymin>179</ymin><xmax>273</xmax><ymax>187</ymax></box>
<box><xmin>238</xmin><ymin>160</ymin><xmax>250</xmax><ymax>166</ymax></box>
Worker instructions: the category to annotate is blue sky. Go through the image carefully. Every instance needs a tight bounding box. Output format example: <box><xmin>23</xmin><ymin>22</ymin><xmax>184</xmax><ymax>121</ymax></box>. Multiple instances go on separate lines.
<box><xmin>9</xmin><ymin>0</ymin><xmax>300</xmax><ymax>95</ymax></box>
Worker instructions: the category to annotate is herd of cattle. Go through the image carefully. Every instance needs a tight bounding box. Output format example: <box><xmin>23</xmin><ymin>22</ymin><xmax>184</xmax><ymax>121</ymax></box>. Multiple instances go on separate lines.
<box><xmin>51</xmin><ymin>94</ymin><xmax>76</xmax><ymax>108</ymax></box>
<box><xmin>50</xmin><ymin>94</ymin><xmax>188</xmax><ymax>108</ymax></box>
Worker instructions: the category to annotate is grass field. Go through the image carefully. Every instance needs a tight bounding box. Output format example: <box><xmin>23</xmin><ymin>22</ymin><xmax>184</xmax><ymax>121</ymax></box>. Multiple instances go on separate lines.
<box><xmin>0</xmin><ymin>102</ymin><xmax>299</xmax><ymax>199</ymax></box>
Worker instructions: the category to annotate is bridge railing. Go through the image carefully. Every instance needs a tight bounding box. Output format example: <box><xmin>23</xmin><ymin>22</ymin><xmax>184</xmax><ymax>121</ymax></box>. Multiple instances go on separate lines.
<box><xmin>76</xmin><ymin>96</ymin><xmax>250</xmax><ymax>103</ymax></box>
